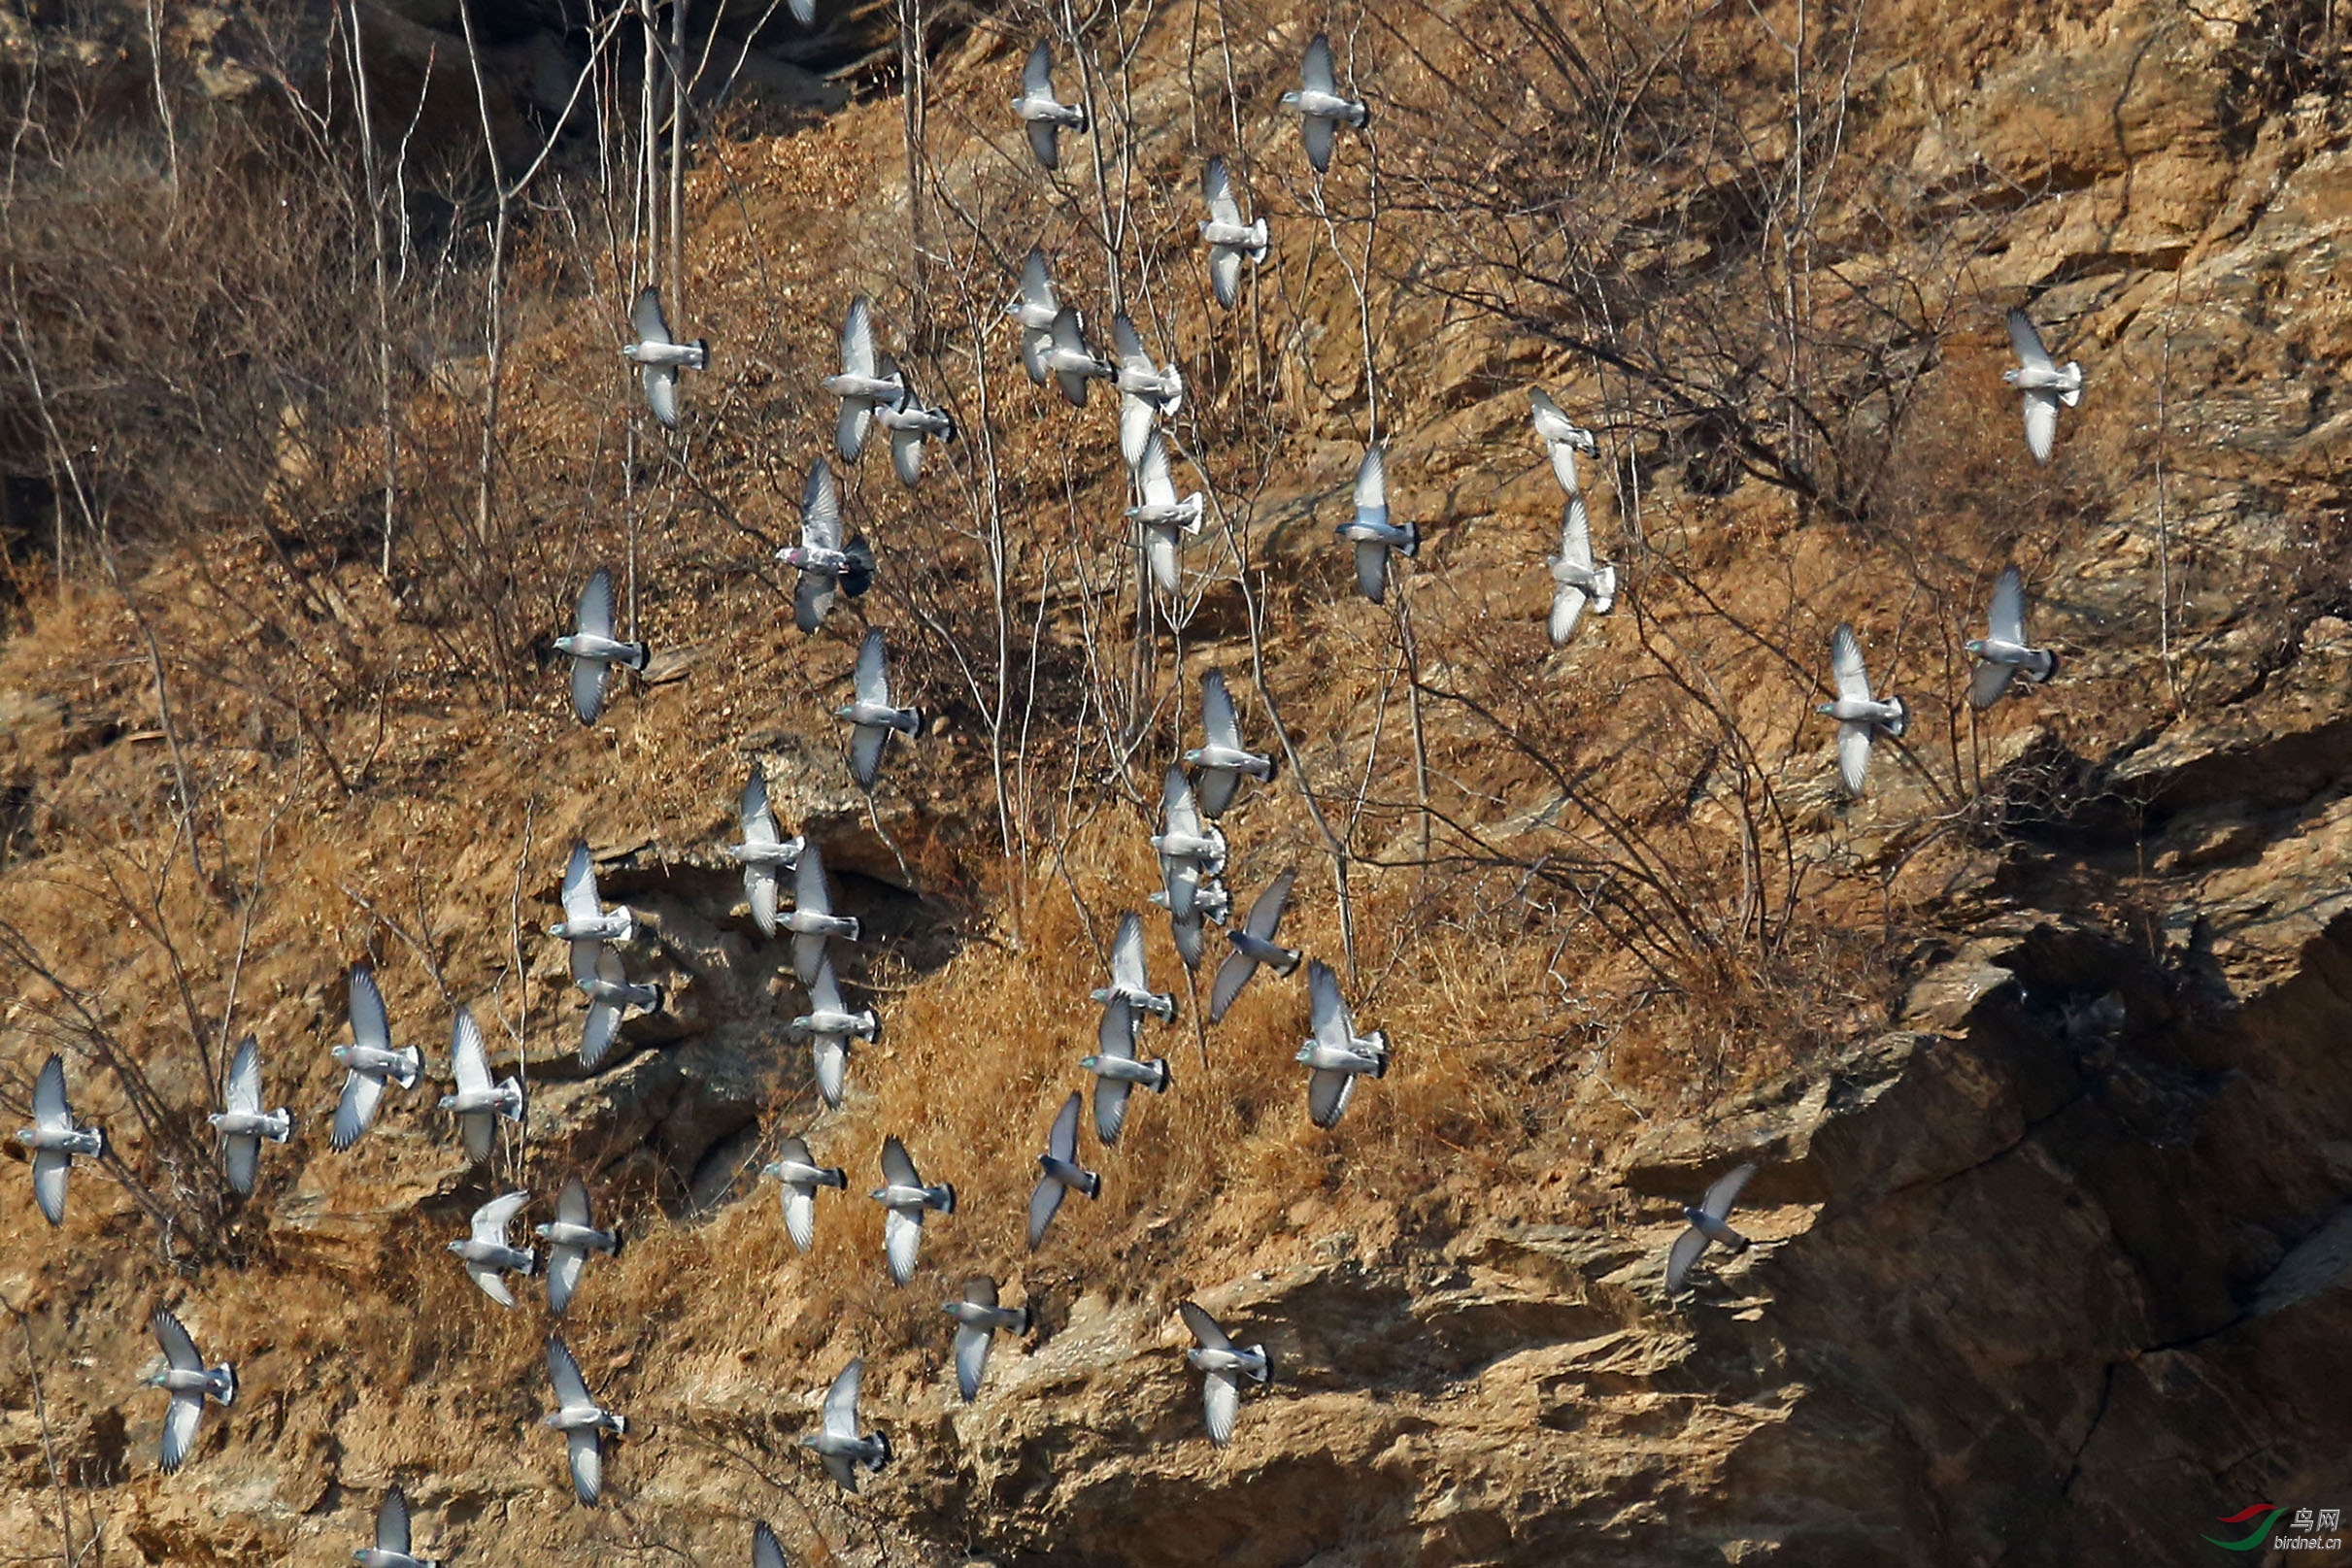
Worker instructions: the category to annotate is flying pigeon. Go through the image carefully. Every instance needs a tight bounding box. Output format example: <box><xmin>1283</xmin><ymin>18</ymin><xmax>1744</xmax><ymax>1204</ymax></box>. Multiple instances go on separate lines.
<box><xmin>873</xmin><ymin>368</ymin><xmax>958</xmax><ymax>487</ymax></box>
<box><xmin>621</xmin><ymin>285</ymin><xmax>708</xmax><ymax>430</ymax></box>
<box><xmin>1529</xmin><ymin>387</ymin><xmax>1599</xmax><ymax>497</ymax></box>
<box><xmin>2003</xmin><ymin>307</ymin><xmax>2083</xmax><ymax>464</ymax></box>
<box><xmin>208</xmin><ymin>1034</ymin><xmax>291</xmax><ymax>1196</ymax></box>
<box><xmin>1026</xmin><ymin>1090</ymin><xmax>1100</xmax><ymax>1249</ymax></box>
<box><xmin>1128</xmin><ymin>430</ymin><xmax>1205</xmax><ymax>595</ymax></box>
<box><xmin>449</xmin><ymin>1190</ymin><xmax>536</xmax><ymax>1309</ymax></box>
<box><xmin>354</xmin><ymin>1485</ymin><xmax>439</xmax><ymax>1568</ymax></box>
<box><xmin>1966</xmin><ymin>564</ymin><xmax>2059</xmax><ymax>709</ymax></box>
<box><xmin>821</xmin><ymin>296</ymin><xmax>907</xmax><ymax>463</ymax></box>
<box><xmin>1040</xmin><ymin>306</ymin><xmax>1118</xmax><ymax>408</ymax></box>
<box><xmin>1153</xmin><ymin>765</ymin><xmax>1227</xmax><ymax>922</ymax></box>
<box><xmin>1078</xmin><ymin>994</ymin><xmax>1171</xmax><ymax>1146</ymax></box>
<box><xmin>331</xmin><ymin>963</ymin><xmax>421</xmax><ymax>1152</ymax></box>
<box><xmin>543</xmin><ymin>1335</ymin><xmax>625</xmax><ymax>1507</ymax></box>
<box><xmin>1198</xmin><ymin>155</ymin><xmax>1268</xmax><ymax>309</ymax></box>
<box><xmin>550</xmin><ymin>840</ymin><xmax>639</xmax><ymax>977</ymax></box>
<box><xmin>1547</xmin><ymin>494</ymin><xmax>1617</xmax><ymax>645</ymax></box>
<box><xmin>439</xmin><ymin>1007</ymin><xmax>523</xmax><ymax>1163</ymax></box>
<box><xmin>17</xmin><ymin>1054</ymin><xmax>102</xmax><ymax>1226</ymax></box>
<box><xmin>1179</xmin><ymin>1301</ymin><xmax>1268</xmax><ymax>1447</ymax></box>
<box><xmin>1091</xmin><ymin>912</ymin><xmax>1176</xmax><ymax>1021</ymax></box>
<box><xmin>575</xmin><ymin>942</ymin><xmax>663</xmax><ymax>1072</ymax></box>
<box><xmin>763</xmin><ymin>1134</ymin><xmax>847</xmax><ymax>1252</ymax></box>
<box><xmin>803</xmin><ymin>1357</ymin><xmax>890</xmax><ymax>1491</ymax></box>
<box><xmin>1297</xmin><ymin>959</ymin><xmax>1389</xmax><ymax>1128</ymax></box>
<box><xmin>775</xmin><ymin>460</ymin><xmax>875</xmax><ymax>634</ymax></box>
<box><xmin>1817</xmin><ymin>623</ymin><xmax>1907</xmax><ymax>795</ymax></box>
<box><xmin>1185</xmin><ymin>669</ymin><xmax>1275</xmax><ymax>817</ymax></box>
<box><xmin>1154</xmin><ymin>873</ymin><xmax>1231</xmax><ymax>971</ymax></box>
<box><xmin>535</xmin><ymin>1173</ymin><xmax>622</xmax><ymax>1317</ymax></box>
<box><xmin>1207</xmin><ymin>869</ymin><xmax>1300</xmax><ymax>1023</ymax></box>
<box><xmin>791</xmin><ymin>954</ymin><xmax>877</xmax><ymax>1110</ymax></box>
<box><xmin>837</xmin><ymin>627</ymin><xmax>924</xmax><ymax>790</ymax></box>
<box><xmin>1280</xmin><ymin>33</ymin><xmax>1368</xmax><ymax>174</ymax></box>
<box><xmin>1665</xmin><ymin>1161</ymin><xmax>1760</xmax><ymax>1295</ymax></box>
<box><xmin>784</xmin><ymin>839</ymin><xmax>860</xmax><ymax>984</ymax></box>
<box><xmin>1112</xmin><ymin>314</ymin><xmax>1184</xmax><ymax>470</ymax></box>
<box><xmin>727</xmin><ymin>766</ymin><xmax>803</xmax><ymax>937</ymax></box>
<box><xmin>145</xmin><ymin>1308</ymin><xmax>235</xmax><ymax>1472</ymax></box>
<box><xmin>1012</xmin><ymin>41</ymin><xmax>1088</xmax><ymax>170</ymax></box>
<box><xmin>1334</xmin><ymin>446</ymin><xmax>1417</xmax><ymax>604</ymax></box>
<box><xmin>1008</xmin><ymin>246</ymin><xmax>1060</xmax><ymax>385</ymax></box>
<box><xmin>871</xmin><ymin>1135</ymin><xmax>955</xmax><ymax>1286</ymax></box>
<box><xmin>943</xmin><ymin>1275</ymin><xmax>1030</xmax><ymax>1402</ymax></box>
<box><xmin>554</xmin><ymin>567</ymin><xmax>650</xmax><ymax>726</ymax></box>
<box><xmin>753</xmin><ymin>1522</ymin><xmax>787</xmax><ymax>1568</ymax></box>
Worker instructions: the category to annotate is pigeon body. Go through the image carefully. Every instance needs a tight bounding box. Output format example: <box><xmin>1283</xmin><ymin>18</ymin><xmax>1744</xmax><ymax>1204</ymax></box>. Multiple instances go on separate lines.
<box><xmin>1008</xmin><ymin>247</ymin><xmax>1060</xmax><ymax>384</ymax></box>
<box><xmin>763</xmin><ymin>1135</ymin><xmax>848</xmax><ymax>1252</ymax></box>
<box><xmin>1816</xmin><ymin>623</ymin><xmax>1907</xmax><ymax>795</ymax></box>
<box><xmin>943</xmin><ymin>1275</ymin><xmax>1031</xmax><ymax>1402</ymax></box>
<box><xmin>1078</xmin><ymin>994</ymin><xmax>1172</xmax><ymax>1146</ymax></box>
<box><xmin>16</xmin><ymin>1053</ymin><xmax>102</xmax><ymax>1227</ymax></box>
<box><xmin>1547</xmin><ymin>495</ymin><xmax>1618</xmax><ymax>645</ymax></box>
<box><xmin>1040</xmin><ymin>306</ymin><xmax>1118</xmax><ymax>408</ymax></box>
<box><xmin>775</xmin><ymin>461</ymin><xmax>875</xmax><ymax>634</ymax></box>
<box><xmin>1280</xmin><ymin>33</ymin><xmax>1368</xmax><ymax>173</ymax></box>
<box><xmin>1153</xmin><ymin>765</ymin><xmax>1228</xmax><ymax>922</ymax></box>
<box><xmin>1529</xmin><ymin>387</ymin><xmax>1599</xmax><ymax>496</ymax></box>
<box><xmin>209</xmin><ymin>1034</ymin><xmax>291</xmax><ymax>1196</ymax></box>
<box><xmin>535</xmin><ymin>1174</ymin><xmax>621</xmax><ymax>1316</ymax></box>
<box><xmin>1112</xmin><ymin>315</ymin><xmax>1185</xmax><ymax>470</ymax></box>
<box><xmin>1154</xmin><ymin>874</ymin><xmax>1230</xmax><ymax>971</ymax></box>
<box><xmin>543</xmin><ymin>1336</ymin><xmax>625</xmax><ymax>1507</ymax></box>
<box><xmin>2002</xmin><ymin>308</ymin><xmax>2083</xmax><ymax>464</ymax></box>
<box><xmin>438</xmin><ymin>1009</ymin><xmax>523</xmax><ymax>1163</ymax></box>
<box><xmin>873</xmin><ymin>368</ymin><xmax>958</xmax><ymax>487</ymax></box>
<box><xmin>870</xmin><ymin>1135</ymin><xmax>955</xmax><ymax>1286</ymax></box>
<box><xmin>1012</xmin><ymin>42</ymin><xmax>1088</xmax><ymax>170</ymax></box>
<box><xmin>554</xmin><ymin>567</ymin><xmax>650</xmax><ymax>725</ymax></box>
<box><xmin>1127</xmin><ymin>431</ymin><xmax>1205</xmax><ymax>595</ymax></box>
<box><xmin>621</xmin><ymin>286</ymin><xmax>708</xmax><ymax>429</ymax></box>
<box><xmin>727</xmin><ymin>767</ymin><xmax>804</xmax><ymax>936</ymax></box>
<box><xmin>804</xmin><ymin>1358</ymin><xmax>890</xmax><ymax>1490</ymax></box>
<box><xmin>145</xmin><ymin>1309</ymin><xmax>235</xmax><ymax>1472</ymax></box>
<box><xmin>1208</xmin><ymin>870</ymin><xmax>1300</xmax><ymax>1023</ymax></box>
<box><xmin>549</xmin><ymin>840</ymin><xmax>639</xmax><ymax>953</ymax></box>
<box><xmin>331</xmin><ymin>964</ymin><xmax>421</xmax><ymax>1152</ymax></box>
<box><xmin>1665</xmin><ymin>1162</ymin><xmax>1760</xmax><ymax>1295</ymax></box>
<box><xmin>783</xmin><ymin>840</ymin><xmax>860</xmax><ymax>984</ymax></box>
<box><xmin>1179</xmin><ymin>1301</ymin><xmax>1269</xmax><ymax>1447</ymax></box>
<box><xmin>449</xmin><ymin>1190</ymin><xmax>537</xmax><ymax>1309</ymax></box>
<box><xmin>574</xmin><ymin>942</ymin><xmax>663</xmax><ymax>1071</ymax></box>
<box><xmin>1965</xmin><ymin>565</ymin><xmax>2059</xmax><ymax>709</ymax></box>
<box><xmin>791</xmin><ymin>955</ymin><xmax>877</xmax><ymax>1109</ymax></box>
<box><xmin>1296</xmin><ymin>960</ymin><xmax>1389</xmax><ymax>1127</ymax></box>
<box><xmin>354</xmin><ymin>1485</ymin><xmax>440</xmax><ymax>1568</ymax></box>
<box><xmin>1199</xmin><ymin>155</ymin><xmax>1269</xmax><ymax>309</ymax></box>
<box><xmin>1026</xmin><ymin>1091</ymin><xmax>1101</xmax><ymax>1249</ymax></box>
<box><xmin>821</xmin><ymin>296</ymin><xmax>908</xmax><ymax>463</ymax></box>
<box><xmin>836</xmin><ymin>627</ymin><xmax>924</xmax><ymax>789</ymax></box>
<box><xmin>1090</xmin><ymin>912</ymin><xmax>1176</xmax><ymax>1020</ymax></box>
<box><xmin>1185</xmin><ymin>669</ymin><xmax>1275</xmax><ymax>817</ymax></box>
<box><xmin>1334</xmin><ymin>446</ymin><xmax>1417</xmax><ymax>604</ymax></box>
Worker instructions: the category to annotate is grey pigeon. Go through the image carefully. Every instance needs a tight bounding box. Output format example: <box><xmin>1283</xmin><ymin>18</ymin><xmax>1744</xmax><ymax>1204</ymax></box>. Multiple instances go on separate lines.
<box><xmin>1547</xmin><ymin>494</ymin><xmax>1617</xmax><ymax>645</ymax></box>
<box><xmin>1817</xmin><ymin>623</ymin><xmax>1907</xmax><ymax>795</ymax></box>
<box><xmin>549</xmin><ymin>841</ymin><xmax>639</xmax><ymax>977</ymax></box>
<box><xmin>331</xmin><ymin>963</ymin><xmax>421</xmax><ymax>1152</ymax></box>
<box><xmin>1152</xmin><ymin>765</ymin><xmax>1227</xmax><ymax>922</ymax></box>
<box><xmin>1091</xmin><ymin>911</ymin><xmax>1176</xmax><ymax>1020</ymax></box>
<box><xmin>554</xmin><ymin>567</ymin><xmax>649</xmax><ymax>725</ymax></box>
<box><xmin>763</xmin><ymin>1134</ymin><xmax>847</xmax><ymax>1252</ymax></box>
<box><xmin>1280</xmin><ymin>33</ymin><xmax>1367</xmax><ymax>174</ymax></box>
<box><xmin>753</xmin><ymin>1522</ymin><xmax>787</xmax><ymax>1568</ymax></box>
<box><xmin>803</xmin><ymin>1357</ymin><xmax>890</xmax><ymax>1491</ymax></box>
<box><xmin>775</xmin><ymin>460</ymin><xmax>874</xmax><ymax>634</ymax></box>
<box><xmin>1185</xmin><ymin>669</ymin><xmax>1275</xmax><ymax>817</ymax></box>
<box><xmin>1026</xmin><ymin>1090</ymin><xmax>1100</xmax><ymax>1249</ymax></box>
<box><xmin>1966</xmin><ymin>565</ymin><xmax>2058</xmax><ymax>709</ymax></box>
<box><xmin>2003</xmin><ymin>307</ymin><xmax>2082</xmax><ymax>464</ymax></box>
<box><xmin>535</xmin><ymin>1173</ymin><xmax>621</xmax><ymax>1317</ymax></box>
<box><xmin>209</xmin><ymin>1034</ymin><xmax>291</xmax><ymax>1196</ymax></box>
<box><xmin>783</xmin><ymin>839</ymin><xmax>860</xmax><ymax>984</ymax></box>
<box><xmin>872</xmin><ymin>365</ymin><xmax>958</xmax><ymax>487</ymax></box>
<box><xmin>791</xmin><ymin>954</ymin><xmax>876</xmax><ymax>1110</ymax></box>
<box><xmin>1112</xmin><ymin>314</ymin><xmax>1184</xmax><ymax>470</ymax></box>
<box><xmin>726</xmin><ymin>766</ymin><xmax>803</xmax><ymax>937</ymax></box>
<box><xmin>1665</xmin><ymin>1161</ymin><xmax>1759</xmax><ymax>1295</ymax></box>
<box><xmin>787</xmin><ymin>0</ymin><xmax>815</xmax><ymax>25</ymax></box>
<box><xmin>1529</xmin><ymin>387</ymin><xmax>1599</xmax><ymax>497</ymax></box>
<box><xmin>943</xmin><ymin>1274</ymin><xmax>1030</xmax><ymax>1402</ymax></box>
<box><xmin>449</xmin><ymin>1190</ymin><xmax>536</xmax><ymax>1309</ymax></box>
<box><xmin>1207</xmin><ymin>869</ymin><xmax>1299</xmax><ymax>1023</ymax></box>
<box><xmin>543</xmin><ymin>1335</ymin><xmax>625</xmax><ymax>1506</ymax></box>
<box><xmin>870</xmin><ymin>1135</ymin><xmax>955</xmax><ymax>1286</ymax></box>
<box><xmin>621</xmin><ymin>285</ymin><xmax>708</xmax><ymax>430</ymax></box>
<box><xmin>837</xmin><ymin>627</ymin><xmax>924</xmax><ymax>789</ymax></box>
<box><xmin>821</xmin><ymin>296</ymin><xmax>907</xmax><ymax>463</ymax></box>
<box><xmin>438</xmin><ymin>1008</ymin><xmax>523</xmax><ymax>1163</ymax></box>
<box><xmin>1008</xmin><ymin>246</ymin><xmax>1060</xmax><ymax>386</ymax></box>
<box><xmin>17</xmin><ymin>1053</ymin><xmax>103</xmax><ymax>1222</ymax></box>
<box><xmin>1333</xmin><ymin>446</ymin><xmax>1417</xmax><ymax>604</ymax></box>
<box><xmin>1179</xmin><ymin>1301</ymin><xmax>1268</xmax><ymax>1447</ymax></box>
<box><xmin>1040</xmin><ymin>306</ymin><xmax>1118</xmax><ymax>408</ymax></box>
<box><xmin>1154</xmin><ymin>873</ymin><xmax>1231</xmax><ymax>972</ymax></box>
<box><xmin>575</xmin><ymin>941</ymin><xmax>663</xmax><ymax>1072</ymax></box>
<box><xmin>1128</xmin><ymin>430</ymin><xmax>1205</xmax><ymax>595</ymax></box>
<box><xmin>1078</xmin><ymin>994</ymin><xmax>1171</xmax><ymax>1146</ymax></box>
<box><xmin>1198</xmin><ymin>155</ymin><xmax>1268</xmax><ymax>309</ymax></box>
<box><xmin>354</xmin><ymin>1485</ymin><xmax>439</xmax><ymax>1568</ymax></box>
<box><xmin>1012</xmin><ymin>41</ymin><xmax>1088</xmax><ymax>170</ymax></box>
<box><xmin>1296</xmin><ymin>959</ymin><xmax>1389</xmax><ymax>1128</ymax></box>
<box><xmin>145</xmin><ymin>1308</ymin><xmax>235</xmax><ymax>1473</ymax></box>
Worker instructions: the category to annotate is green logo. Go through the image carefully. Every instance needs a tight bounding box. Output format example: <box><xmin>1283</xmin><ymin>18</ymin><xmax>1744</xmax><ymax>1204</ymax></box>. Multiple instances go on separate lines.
<box><xmin>2204</xmin><ymin>1505</ymin><xmax>2287</xmax><ymax>1551</ymax></box>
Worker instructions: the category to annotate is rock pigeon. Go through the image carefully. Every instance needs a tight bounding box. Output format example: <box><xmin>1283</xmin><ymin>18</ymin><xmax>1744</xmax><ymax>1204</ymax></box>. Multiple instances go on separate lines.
<box><xmin>1198</xmin><ymin>155</ymin><xmax>1268</xmax><ymax>309</ymax></box>
<box><xmin>621</xmin><ymin>285</ymin><xmax>708</xmax><ymax>430</ymax></box>
<box><xmin>1966</xmin><ymin>564</ymin><xmax>2059</xmax><ymax>709</ymax></box>
<box><xmin>1078</xmin><ymin>994</ymin><xmax>1171</xmax><ymax>1146</ymax></box>
<box><xmin>1547</xmin><ymin>494</ymin><xmax>1617</xmax><ymax>645</ymax></box>
<box><xmin>1154</xmin><ymin>873</ymin><xmax>1231</xmax><ymax>971</ymax></box>
<box><xmin>145</xmin><ymin>1308</ymin><xmax>234</xmax><ymax>1472</ymax></box>
<box><xmin>783</xmin><ymin>839</ymin><xmax>860</xmax><ymax>984</ymax></box>
<box><xmin>727</xmin><ymin>766</ymin><xmax>803</xmax><ymax>937</ymax></box>
<box><xmin>1281</xmin><ymin>33</ymin><xmax>1368</xmax><ymax>174</ymax></box>
<box><xmin>1153</xmin><ymin>765</ymin><xmax>1228</xmax><ymax>922</ymax></box>
<box><xmin>1529</xmin><ymin>387</ymin><xmax>1599</xmax><ymax>497</ymax></box>
<box><xmin>1012</xmin><ymin>41</ymin><xmax>1088</xmax><ymax>170</ymax></box>
<box><xmin>554</xmin><ymin>567</ymin><xmax>649</xmax><ymax>725</ymax></box>
<box><xmin>943</xmin><ymin>1275</ymin><xmax>1030</xmax><ymax>1402</ymax></box>
<box><xmin>763</xmin><ymin>1134</ymin><xmax>847</xmax><ymax>1252</ymax></box>
<box><xmin>549</xmin><ymin>840</ymin><xmax>639</xmax><ymax>985</ymax></box>
<box><xmin>791</xmin><ymin>953</ymin><xmax>876</xmax><ymax>1110</ymax></box>
<box><xmin>575</xmin><ymin>942</ymin><xmax>662</xmax><ymax>1071</ymax></box>
<box><xmin>208</xmin><ymin>1034</ymin><xmax>290</xmax><ymax>1196</ymax></box>
<box><xmin>1333</xmin><ymin>446</ymin><xmax>1417</xmax><ymax>604</ymax></box>
<box><xmin>1040</xmin><ymin>306</ymin><xmax>1118</xmax><ymax>408</ymax></box>
<box><xmin>535</xmin><ymin>1173</ymin><xmax>621</xmax><ymax>1317</ymax></box>
<box><xmin>17</xmin><ymin>1054</ymin><xmax>102</xmax><ymax>1227</ymax></box>
<box><xmin>449</xmin><ymin>1190</ymin><xmax>536</xmax><ymax>1308</ymax></box>
<box><xmin>1665</xmin><ymin>1161</ymin><xmax>1759</xmax><ymax>1295</ymax></box>
<box><xmin>1112</xmin><ymin>314</ymin><xmax>1184</xmax><ymax>470</ymax></box>
<box><xmin>821</xmin><ymin>296</ymin><xmax>908</xmax><ymax>463</ymax></box>
<box><xmin>753</xmin><ymin>1521</ymin><xmax>787</xmax><ymax>1568</ymax></box>
<box><xmin>870</xmin><ymin>1135</ymin><xmax>954</xmax><ymax>1286</ymax></box>
<box><xmin>543</xmin><ymin>1335</ymin><xmax>625</xmax><ymax>1506</ymax></box>
<box><xmin>1207</xmin><ymin>869</ymin><xmax>1299</xmax><ymax>1023</ymax></box>
<box><xmin>775</xmin><ymin>460</ymin><xmax>875</xmax><ymax>634</ymax></box>
<box><xmin>331</xmin><ymin>963</ymin><xmax>421</xmax><ymax>1152</ymax></box>
<box><xmin>1817</xmin><ymin>623</ymin><xmax>1907</xmax><ymax>795</ymax></box>
<box><xmin>872</xmin><ymin>368</ymin><xmax>958</xmax><ymax>487</ymax></box>
<box><xmin>354</xmin><ymin>1485</ymin><xmax>439</xmax><ymax>1568</ymax></box>
<box><xmin>1179</xmin><ymin>1301</ymin><xmax>1268</xmax><ymax>1447</ymax></box>
<box><xmin>1007</xmin><ymin>246</ymin><xmax>1060</xmax><ymax>385</ymax></box>
<box><xmin>1127</xmin><ymin>430</ymin><xmax>1205</xmax><ymax>596</ymax></box>
<box><xmin>1091</xmin><ymin>911</ymin><xmax>1176</xmax><ymax>1022</ymax></box>
<box><xmin>1296</xmin><ymin>959</ymin><xmax>1389</xmax><ymax>1128</ymax></box>
<box><xmin>1026</xmin><ymin>1090</ymin><xmax>1100</xmax><ymax>1249</ymax></box>
<box><xmin>439</xmin><ymin>1008</ymin><xmax>523</xmax><ymax>1163</ymax></box>
<box><xmin>1185</xmin><ymin>669</ymin><xmax>1275</xmax><ymax>817</ymax></box>
<box><xmin>803</xmin><ymin>1357</ymin><xmax>890</xmax><ymax>1491</ymax></box>
<box><xmin>2003</xmin><ymin>307</ymin><xmax>2082</xmax><ymax>464</ymax></box>
<box><xmin>837</xmin><ymin>627</ymin><xmax>924</xmax><ymax>790</ymax></box>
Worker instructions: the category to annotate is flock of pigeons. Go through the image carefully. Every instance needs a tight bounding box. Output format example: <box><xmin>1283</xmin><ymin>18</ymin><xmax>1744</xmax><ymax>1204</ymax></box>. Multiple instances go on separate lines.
<box><xmin>8</xmin><ymin>24</ymin><xmax>2090</xmax><ymax>1565</ymax></box>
